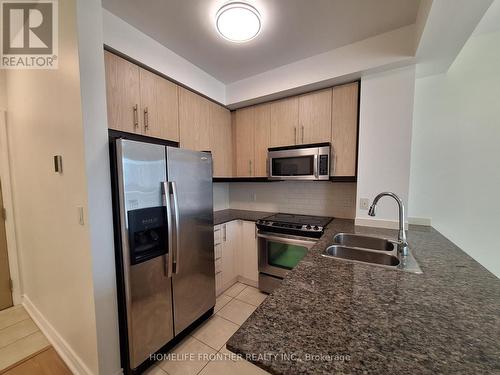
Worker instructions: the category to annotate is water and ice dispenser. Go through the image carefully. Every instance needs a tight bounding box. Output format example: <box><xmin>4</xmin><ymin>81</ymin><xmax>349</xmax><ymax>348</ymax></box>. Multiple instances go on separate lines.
<box><xmin>127</xmin><ymin>206</ymin><xmax>168</xmax><ymax>265</ymax></box>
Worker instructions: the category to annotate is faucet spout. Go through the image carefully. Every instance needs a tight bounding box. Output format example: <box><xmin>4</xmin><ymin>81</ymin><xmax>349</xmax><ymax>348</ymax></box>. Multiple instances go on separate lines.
<box><xmin>367</xmin><ymin>192</ymin><xmax>408</xmax><ymax>256</ymax></box>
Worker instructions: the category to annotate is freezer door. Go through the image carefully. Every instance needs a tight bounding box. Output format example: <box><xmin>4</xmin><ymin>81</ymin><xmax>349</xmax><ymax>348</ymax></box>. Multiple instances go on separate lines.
<box><xmin>166</xmin><ymin>147</ymin><xmax>215</xmax><ymax>335</ymax></box>
<box><xmin>116</xmin><ymin>139</ymin><xmax>174</xmax><ymax>369</ymax></box>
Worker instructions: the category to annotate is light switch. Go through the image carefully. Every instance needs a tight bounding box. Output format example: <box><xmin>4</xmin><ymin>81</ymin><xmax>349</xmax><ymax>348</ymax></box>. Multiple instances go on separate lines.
<box><xmin>54</xmin><ymin>155</ymin><xmax>63</xmax><ymax>173</ymax></box>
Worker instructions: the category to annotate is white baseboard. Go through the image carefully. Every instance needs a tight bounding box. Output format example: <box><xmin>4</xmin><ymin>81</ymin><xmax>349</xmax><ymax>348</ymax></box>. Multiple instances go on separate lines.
<box><xmin>408</xmin><ymin>217</ymin><xmax>432</xmax><ymax>226</ymax></box>
<box><xmin>22</xmin><ymin>295</ymin><xmax>94</xmax><ymax>375</ymax></box>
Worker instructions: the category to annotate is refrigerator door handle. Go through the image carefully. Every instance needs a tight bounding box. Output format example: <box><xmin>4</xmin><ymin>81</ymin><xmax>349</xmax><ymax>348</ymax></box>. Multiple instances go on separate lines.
<box><xmin>171</xmin><ymin>180</ymin><xmax>181</xmax><ymax>274</ymax></box>
<box><xmin>162</xmin><ymin>181</ymin><xmax>174</xmax><ymax>278</ymax></box>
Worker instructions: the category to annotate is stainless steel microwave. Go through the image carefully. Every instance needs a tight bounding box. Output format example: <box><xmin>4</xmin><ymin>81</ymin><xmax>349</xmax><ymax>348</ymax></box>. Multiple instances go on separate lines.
<box><xmin>268</xmin><ymin>143</ymin><xmax>330</xmax><ymax>181</ymax></box>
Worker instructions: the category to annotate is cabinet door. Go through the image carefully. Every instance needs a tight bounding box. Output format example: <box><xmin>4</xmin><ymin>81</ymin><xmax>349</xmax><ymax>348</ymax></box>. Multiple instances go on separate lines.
<box><xmin>234</xmin><ymin>107</ymin><xmax>255</xmax><ymax>177</ymax></box>
<box><xmin>270</xmin><ymin>97</ymin><xmax>299</xmax><ymax>147</ymax></box>
<box><xmin>240</xmin><ymin>221</ymin><xmax>258</xmax><ymax>284</ymax></box>
<box><xmin>104</xmin><ymin>51</ymin><xmax>141</xmax><ymax>133</ymax></box>
<box><xmin>331</xmin><ymin>82</ymin><xmax>359</xmax><ymax>176</ymax></box>
<box><xmin>210</xmin><ymin>103</ymin><xmax>233</xmax><ymax>177</ymax></box>
<box><xmin>253</xmin><ymin>103</ymin><xmax>271</xmax><ymax>177</ymax></box>
<box><xmin>179</xmin><ymin>87</ymin><xmax>210</xmax><ymax>151</ymax></box>
<box><xmin>299</xmin><ymin>89</ymin><xmax>332</xmax><ymax>144</ymax></box>
<box><xmin>221</xmin><ymin>221</ymin><xmax>239</xmax><ymax>289</ymax></box>
<box><xmin>156</xmin><ymin>77</ymin><xmax>179</xmax><ymax>141</ymax></box>
<box><xmin>139</xmin><ymin>68</ymin><xmax>157</xmax><ymax>137</ymax></box>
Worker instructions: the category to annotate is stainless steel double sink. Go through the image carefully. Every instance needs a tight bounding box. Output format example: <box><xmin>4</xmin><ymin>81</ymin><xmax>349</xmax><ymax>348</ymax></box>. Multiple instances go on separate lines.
<box><xmin>322</xmin><ymin>233</ymin><xmax>422</xmax><ymax>274</ymax></box>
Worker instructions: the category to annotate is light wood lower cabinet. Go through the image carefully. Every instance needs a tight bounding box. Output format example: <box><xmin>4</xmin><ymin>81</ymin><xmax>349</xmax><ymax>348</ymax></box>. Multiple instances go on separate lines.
<box><xmin>331</xmin><ymin>82</ymin><xmax>359</xmax><ymax>176</ymax></box>
<box><xmin>214</xmin><ymin>220</ymin><xmax>258</xmax><ymax>295</ymax></box>
<box><xmin>237</xmin><ymin>221</ymin><xmax>259</xmax><ymax>285</ymax></box>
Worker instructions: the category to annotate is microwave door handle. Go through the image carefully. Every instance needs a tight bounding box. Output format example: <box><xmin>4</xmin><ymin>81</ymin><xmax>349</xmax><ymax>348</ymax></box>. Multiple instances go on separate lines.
<box><xmin>162</xmin><ymin>182</ymin><xmax>174</xmax><ymax>278</ymax></box>
<box><xmin>313</xmin><ymin>154</ymin><xmax>319</xmax><ymax>178</ymax></box>
<box><xmin>171</xmin><ymin>181</ymin><xmax>181</xmax><ymax>274</ymax></box>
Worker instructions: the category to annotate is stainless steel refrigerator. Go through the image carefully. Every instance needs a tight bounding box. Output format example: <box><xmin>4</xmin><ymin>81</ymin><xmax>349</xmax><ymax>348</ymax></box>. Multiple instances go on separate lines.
<box><xmin>112</xmin><ymin>138</ymin><xmax>215</xmax><ymax>373</ymax></box>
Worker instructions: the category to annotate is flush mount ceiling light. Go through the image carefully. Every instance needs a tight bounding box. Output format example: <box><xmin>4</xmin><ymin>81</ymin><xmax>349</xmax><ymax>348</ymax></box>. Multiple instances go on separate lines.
<box><xmin>216</xmin><ymin>2</ymin><xmax>261</xmax><ymax>43</ymax></box>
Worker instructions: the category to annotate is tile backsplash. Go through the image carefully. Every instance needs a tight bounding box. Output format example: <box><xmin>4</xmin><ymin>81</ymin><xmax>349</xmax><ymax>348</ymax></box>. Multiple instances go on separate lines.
<box><xmin>214</xmin><ymin>182</ymin><xmax>356</xmax><ymax>219</ymax></box>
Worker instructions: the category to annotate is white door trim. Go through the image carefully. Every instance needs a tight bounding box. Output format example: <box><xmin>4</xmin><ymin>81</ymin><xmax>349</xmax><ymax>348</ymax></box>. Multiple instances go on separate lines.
<box><xmin>0</xmin><ymin>110</ymin><xmax>22</xmax><ymax>305</ymax></box>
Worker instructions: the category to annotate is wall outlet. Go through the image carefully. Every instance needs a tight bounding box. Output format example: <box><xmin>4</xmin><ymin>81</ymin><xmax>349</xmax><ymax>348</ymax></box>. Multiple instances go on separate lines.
<box><xmin>359</xmin><ymin>198</ymin><xmax>370</xmax><ymax>210</ymax></box>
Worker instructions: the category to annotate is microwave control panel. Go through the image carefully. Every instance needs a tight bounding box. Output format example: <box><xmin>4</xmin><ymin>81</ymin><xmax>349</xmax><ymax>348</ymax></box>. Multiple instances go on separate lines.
<box><xmin>319</xmin><ymin>155</ymin><xmax>329</xmax><ymax>175</ymax></box>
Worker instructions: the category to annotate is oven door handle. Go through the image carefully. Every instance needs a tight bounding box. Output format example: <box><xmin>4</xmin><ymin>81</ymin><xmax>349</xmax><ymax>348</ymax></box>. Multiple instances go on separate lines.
<box><xmin>257</xmin><ymin>232</ymin><xmax>317</xmax><ymax>247</ymax></box>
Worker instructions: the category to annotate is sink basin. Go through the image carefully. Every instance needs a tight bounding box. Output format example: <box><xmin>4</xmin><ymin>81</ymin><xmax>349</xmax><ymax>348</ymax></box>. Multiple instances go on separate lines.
<box><xmin>324</xmin><ymin>245</ymin><xmax>400</xmax><ymax>267</ymax></box>
<box><xmin>322</xmin><ymin>233</ymin><xmax>423</xmax><ymax>273</ymax></box>
<box><xmin>333</xmin><ymin>233</ymin><xmax>395</xmax><ymax>251</ymax></box>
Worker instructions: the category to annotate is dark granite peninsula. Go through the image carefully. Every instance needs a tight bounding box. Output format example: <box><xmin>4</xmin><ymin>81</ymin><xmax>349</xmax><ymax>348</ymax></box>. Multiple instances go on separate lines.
<box><xmin>213</xmin><ymin>209</ymin><xmax>275</xmax><ymax>225</ymax></box>
<box><xmin>227</xmin><ymin>219</ymin><xmax>500</xmax><ymax>375</ymax></box>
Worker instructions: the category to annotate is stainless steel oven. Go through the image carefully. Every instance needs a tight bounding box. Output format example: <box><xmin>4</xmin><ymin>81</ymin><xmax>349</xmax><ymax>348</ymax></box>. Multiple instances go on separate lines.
<box><xmin>268</xmin><ymin>143</ymin><xmax>330</xmax><ymax>181</ymax></box>
<box><xmin>258</xmin><ymin>232</ymin><xmax>318</xmax><ymax>293</ymax></box>
<box><xmin>257</xmin><ymin>213</ymin><xmax>332</xmax><ymax>293</ymax></box>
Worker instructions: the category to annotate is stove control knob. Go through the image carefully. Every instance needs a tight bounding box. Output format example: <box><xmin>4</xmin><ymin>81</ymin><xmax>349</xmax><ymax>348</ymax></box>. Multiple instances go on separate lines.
<box><xmin>313</xmin><ymin>226</ymin><xmax>319</xmax><ymax>230</ymax></box>
<box><xmin>306</xmin><ymin>225</ymin><xmax>311</xmax><ymax>230</ymax></box>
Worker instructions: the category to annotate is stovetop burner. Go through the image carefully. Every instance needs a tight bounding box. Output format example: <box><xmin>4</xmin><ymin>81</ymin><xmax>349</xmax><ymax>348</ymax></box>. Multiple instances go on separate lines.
<box><xmin>256</xmin><ymin>213</ymin><xmax>333</xmax><ymax>238</ymax></box>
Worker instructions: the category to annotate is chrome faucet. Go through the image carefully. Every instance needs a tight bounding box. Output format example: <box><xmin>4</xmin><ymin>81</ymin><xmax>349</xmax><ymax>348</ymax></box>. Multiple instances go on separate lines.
<box><xmin>368</xmin><ymin>192</ymin><xmax>409</xmax><ymax>256</ymax></box>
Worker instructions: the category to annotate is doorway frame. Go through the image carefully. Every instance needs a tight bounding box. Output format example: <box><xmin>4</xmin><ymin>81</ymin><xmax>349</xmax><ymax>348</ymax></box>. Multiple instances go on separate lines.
<box><xmin>0</xmin><ymin>110</ymin><xmax>22</xmax><ymax>305</ymax></box>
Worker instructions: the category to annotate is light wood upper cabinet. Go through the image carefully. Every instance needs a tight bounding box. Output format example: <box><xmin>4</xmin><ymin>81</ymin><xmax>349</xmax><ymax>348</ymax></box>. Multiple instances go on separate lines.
<box><xmin>154</xmin><ymin>76</ymin><xmax>179</xmax><ymax>141</ymax></box>
<box><xmin>179</xmin><ymin>87</ymin><xmax>211</xmax><ymax>151</ymax></box>
<box><xmin>234</xmin><ymin>107</ymin><xmax>255</xmax><ymax>177</ymax></box>
<box><xmin>105</xmin><ymin>51</ymin><xmax>179</xmax><ymax>140</ymax></box>
<box><xmin>270</xmin><ymin>97</ymin><xmax>299</xmax><ymax>147</ymax></box>
<box><xmin>104</xmin><ymin>51</ymin><xmax>141</xmax><ymax>134</ymax></box>
<box><xmin>210</xmin><ymin>103</ymin><xmax>233</xmax><ymax>177</ymax></box>
<box><xmin>331</xmin><ymin>82</ymin><xmax>359</xmax><ymax>177</ymax></box>
<box><xmin>298</xmin><ymin>89</ymin><xmax>332</xmax><ymax>145</ymax></box>
<box><xmin>253</xmin><ymin>103</ymin><xmax>271</xmax><ymax>177</ymax></box>
<box><xmin>233</xmin><ymin>104</ymin><xmax>271</xmax><ymax>177</ymax></box>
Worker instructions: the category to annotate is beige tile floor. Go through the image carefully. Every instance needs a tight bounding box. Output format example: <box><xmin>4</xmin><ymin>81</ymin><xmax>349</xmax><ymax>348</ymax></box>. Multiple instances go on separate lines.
<box><xmin>0</xmin><ymin>305</ymin><xmax>50</xmax><ymax>371</ymax></box>
<box><xmin>145</xmin><ymin>282</ymin><xmax>270</xmax><ymax>375</ymax></box>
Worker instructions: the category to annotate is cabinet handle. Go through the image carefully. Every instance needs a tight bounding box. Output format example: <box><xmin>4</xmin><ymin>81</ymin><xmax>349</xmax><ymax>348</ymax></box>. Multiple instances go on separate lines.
<box><xmin>223</xmin><ymin>224</ymin><xmax>227</xmax><ymax>242</ymax></box>
<box><xmin>301</xmin><ymin>126</ymin><xmax>304</xmax><ymax>143</ymax></box>
<box><xmin>133</xmin><ymin>104</ymin><xmax>139</xmax><ymax>129</ymax></box>
<box><xmin>248</xmin><ymin>160</ymin><xmax>252</xmax><ymax>176</ymax></box>
<box><xmin>266</xmin><ymin>158</ymin><xmax>269</xmax><ymax>176</ymax></box>
<box><xmin>144</xmin><ymin>107</ymin><xmax>149</xmax><ymax>131</ymax></box>
<box><xmin>294</xmin><ymin>127</ymin><xmax>297</xmax><ymax>144</ymax></box>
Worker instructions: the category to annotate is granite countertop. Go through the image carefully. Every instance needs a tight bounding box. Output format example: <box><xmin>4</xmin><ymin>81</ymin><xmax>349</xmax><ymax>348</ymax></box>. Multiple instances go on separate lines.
<box><xmin>227</xmin><ymin>219</ymin><xmax>500</xmax><ymax>374</ymax></box>
<box><xmin>213</xmin><ymin>209</ymin><xmax>275</xmax><ymax>225</ymax></box>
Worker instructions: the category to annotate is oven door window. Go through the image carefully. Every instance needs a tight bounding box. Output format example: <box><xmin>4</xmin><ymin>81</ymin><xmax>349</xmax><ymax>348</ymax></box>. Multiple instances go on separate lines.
<box><xmin>272</xmin><ymin>156</ymin><xmax>314</xmax><ymax>176</ymax></box>
<box><xmin>267</xmin><ymin>241</ymin><xmax>308</xmax><ymax>270</ymax></box>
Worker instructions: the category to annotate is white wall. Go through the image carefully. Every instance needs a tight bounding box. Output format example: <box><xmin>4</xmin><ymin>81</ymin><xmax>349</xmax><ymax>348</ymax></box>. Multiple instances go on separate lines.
<box><xmin>75</xmin><ymin>0</ymin><xmax>121</xmax><ymax>374</ymax></box>
<box><xmin>5</xmin><ymin>0</ymin><xmax>99</xmax><ymax>373</ymax></box>
<box><xmin>227</xmin><ymin>182</ymin><xmax>356</xmax><ymax>219</ymax></box>
<box><xmin>213</xmin><ymin>183</ymin><xmax>230</xmax><ymax>211</ymax></box>
<box><xmin>409</xmin><ymin>30</ymin><xmax>500</xmax><ymax>278</ymax></box>
<box><xmin>356</xmin><ymin>66</ymin><xmax>416</xmax><ymax>228</ymax></box>
<box><xmin>226</xmin><ymin>25</ymin><xmax>416</xmax><ymax>107</ymax></box>
<box><xmin>102</xmin><ymin>9</ymin><xmax>226</xmax><ymax>104</ymax></box>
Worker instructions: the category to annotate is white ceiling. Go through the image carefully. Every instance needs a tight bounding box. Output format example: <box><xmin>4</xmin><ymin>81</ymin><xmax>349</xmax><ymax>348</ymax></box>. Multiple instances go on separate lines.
<box><xmin>102</xmin><ymin>0</ymin><xmax>421</xmax><ymax>84</ymax></box>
